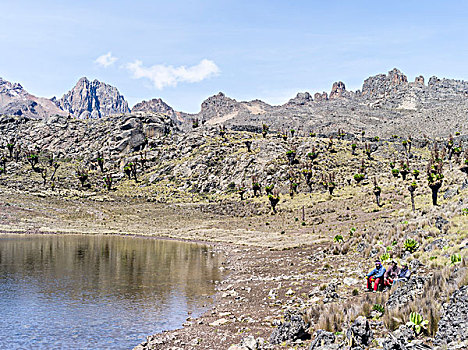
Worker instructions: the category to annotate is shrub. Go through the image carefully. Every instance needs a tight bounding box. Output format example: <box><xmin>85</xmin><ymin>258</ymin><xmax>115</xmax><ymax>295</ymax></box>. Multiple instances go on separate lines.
<box><xmin>404</xmin><ymin>238</ymin><xmax>419</xmax><ymax>253</ymax></box>
<box><xmin>392</xmin><ymin>168</ymin><xmax>400</xmax><ymax>178</ymax></box>
<box><xmin>406</xmin><ymin>312</ymin><xmax>428</xmax><ymax>336</ymax></box>
<box><xmin>380</xmin><ymin>253</ymin><xmax>390</xmax><ymax>262</ymax></box>
<box><xmin>372</xmin><ymin>304</ymin><xmax>385</xmax><ymax>314</ymax></box>
<box><xmin>334</xmin><ymin>235</ymin><xmax>344</xmax><ymax>243</ymax></box>
<box><xmin>354</xmin><ymin>173</ymin><xmax>365</xmax><ymax>183</ymax></box>
<box><xmin>450</xmin><ymin>254</ymin><xmax>462</xmax><ymax>265</ymax></box>
<box><xmin>286</xmin><ymin>149</ymin><xmax>296</xmax><ymax>165</ymax></box>
<box><xmin>76</xmin><ymin>168</ymin><xmax>89</xmax><ymax>187</ymax></box>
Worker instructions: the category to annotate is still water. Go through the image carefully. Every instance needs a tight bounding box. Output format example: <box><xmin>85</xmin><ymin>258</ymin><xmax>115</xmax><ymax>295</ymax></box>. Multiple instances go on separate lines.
<box><xmin>0</xmin><ymin>234</ymin><xmax>222</xmax><ymax>349</ymax></box>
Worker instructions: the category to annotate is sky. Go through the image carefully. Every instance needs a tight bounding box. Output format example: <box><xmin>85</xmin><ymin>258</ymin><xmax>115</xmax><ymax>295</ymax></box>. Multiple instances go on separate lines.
<box><xmin>0</xmin><ymin>0</ymin><xmax>467</xmax><ymax>113</ymax></box>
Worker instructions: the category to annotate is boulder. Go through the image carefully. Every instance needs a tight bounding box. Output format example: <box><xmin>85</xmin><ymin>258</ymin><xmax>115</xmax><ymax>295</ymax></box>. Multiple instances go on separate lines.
<box><xmin>269</xmin><ymin>311</ymin><xmax>310</xmax><ymax>345</ymax></box>
<box><xmin>386</xmin><ymin>275</ymin><xmax>428</xmax><ymax>310</ymax></box>
<box><xmin>346</xmin><ymin>316</ymin><xmax>373</xmax><ymax>349</ymax></box>
<box><xmin>309</xmin><ymin>330</ymin><xmax>336</xmax><ymax>350</ymax></box>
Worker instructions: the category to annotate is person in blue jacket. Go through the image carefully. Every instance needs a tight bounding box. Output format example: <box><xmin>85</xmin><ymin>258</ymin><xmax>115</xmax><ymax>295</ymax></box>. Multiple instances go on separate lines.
<box><xmin>366</xmin><ymin>260</ymin><xmax>386</xmax><ymax>292</ymax></box>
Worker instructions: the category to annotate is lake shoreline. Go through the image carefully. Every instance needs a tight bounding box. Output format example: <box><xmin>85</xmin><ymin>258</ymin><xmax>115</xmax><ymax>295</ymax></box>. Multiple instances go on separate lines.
<box><xmin>0</xmin><ymin>190</ymin><xmax>329</xmax><ymax>350</ymax></box>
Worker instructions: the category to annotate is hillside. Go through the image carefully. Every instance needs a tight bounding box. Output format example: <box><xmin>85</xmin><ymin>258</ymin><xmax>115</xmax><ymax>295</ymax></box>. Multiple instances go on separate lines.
<box><xmin>0</xmin><ymin>109</ymin><xmax>467</xmax><ymax>349</ymax></box>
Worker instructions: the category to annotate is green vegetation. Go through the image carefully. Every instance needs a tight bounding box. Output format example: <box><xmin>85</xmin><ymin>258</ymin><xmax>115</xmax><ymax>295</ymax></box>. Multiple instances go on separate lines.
<box><xmin>406</xmin><ymin>312</ymin><xmax>428</xmax><ymax>336</ymax></box>
<box><xmin>404</xmin><ymin>238</ymin><xmax>419</xmax><ymax>253</ymax></box>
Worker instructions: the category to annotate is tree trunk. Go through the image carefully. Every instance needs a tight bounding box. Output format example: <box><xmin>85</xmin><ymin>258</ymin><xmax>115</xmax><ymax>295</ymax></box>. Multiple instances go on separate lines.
<box><xmin>431</xmin><ymin>188</ymin><xmax>438</xmax><ymax>206</ymax></box>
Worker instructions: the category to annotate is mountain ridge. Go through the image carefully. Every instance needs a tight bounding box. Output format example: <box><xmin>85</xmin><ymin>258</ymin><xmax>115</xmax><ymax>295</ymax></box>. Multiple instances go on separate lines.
<box><xmin>1</xmin><ymin>68</ymin><xmax>467</xmax><ymax>136</ymax></box>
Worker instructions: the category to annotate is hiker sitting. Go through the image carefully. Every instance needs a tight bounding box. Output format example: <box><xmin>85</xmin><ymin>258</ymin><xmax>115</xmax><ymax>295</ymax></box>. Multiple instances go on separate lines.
<box><xmin>383</xmin><ymin>260</ymin><xmax>400</xmax><ymax>290</ymax></box>
<box><xmin>394</xmin><ymin>261</ymin><xmax>411</xmax><ymax>285</ymax></box>
<box><xmin>366</xmin><ymin>260</ymin><xmax>386</xmax><ymax>292</ymax></box>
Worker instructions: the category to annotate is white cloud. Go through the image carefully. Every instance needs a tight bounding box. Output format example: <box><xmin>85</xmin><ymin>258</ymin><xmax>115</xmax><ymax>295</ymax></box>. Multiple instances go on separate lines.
<box><xmin>95</xmin><ymin>52</ymin><xmax>118</xmax><ymax>67</ymax></box>
<box><xmin>125</xmin><ymin>59</ymin><xmax>220</xmax><ymax>89</ymax></box>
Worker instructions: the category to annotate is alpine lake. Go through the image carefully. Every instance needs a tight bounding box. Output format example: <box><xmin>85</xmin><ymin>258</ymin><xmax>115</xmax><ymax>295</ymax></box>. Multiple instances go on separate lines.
<box><xmin>0</xmin><ymin>234</ymin><xmax>222</xmax><ymax>349</ymax></box>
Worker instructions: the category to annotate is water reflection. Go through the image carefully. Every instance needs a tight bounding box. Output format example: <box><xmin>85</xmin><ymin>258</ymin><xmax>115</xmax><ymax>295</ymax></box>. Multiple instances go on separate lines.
<box><xmin>0</xmin><ymin>235</ymin><xmax>222</xmax><ymax>349</ymax></box>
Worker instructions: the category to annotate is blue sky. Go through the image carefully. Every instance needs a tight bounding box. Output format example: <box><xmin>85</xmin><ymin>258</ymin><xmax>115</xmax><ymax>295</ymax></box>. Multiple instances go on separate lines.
<box><xmin>0</xmin><ymin>0</ymin><xmax>467</xmax><ymax>112</ymax></box>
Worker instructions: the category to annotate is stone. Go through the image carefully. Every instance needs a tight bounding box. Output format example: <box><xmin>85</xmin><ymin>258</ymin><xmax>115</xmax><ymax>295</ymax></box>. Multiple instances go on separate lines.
<box><xmin>343</xmin><ymin>277</ymin><xmax>359</xmax><ymax>286</ymax></box>
<box><xmin>386</xmin><ymin>275</ymin><xmax>428</xmax><ymax>310</ymax></box>
<box><xmin>209</xmin><ymin>318</ymin><xmax>229</xmax><ymax>326</ymax></box>
<box><xmin>423</xmin><ymin>238</ymin><xmax>448</xmax><ymax>252</ymax></box>
<box><xmin>443</xmin><ymin>187</ymin><xmax>459</xmax><ymax>200</ymax></box>
<box><xmin>434</xmin><ymin>285</ymin><xmax>468</xmax><ymax>346</ymax></box>
<box><xmin>346</xmin><ymin>316</ymin><xmax>373</xmax><ymax>348</ymax></box>
<box><xmin>434</xmin><ymin>216</ymin><xmax>449</xmax><ymax>231</ymax></box>
<box><xmin>309</xmin><ymin>330</ymin><xmax>335</xmax><ymax>350</ymax></box>
<box><xmin>269</xmin><ymin>311</ymin><xmax>310</xmax><ymax>345</ymax></box>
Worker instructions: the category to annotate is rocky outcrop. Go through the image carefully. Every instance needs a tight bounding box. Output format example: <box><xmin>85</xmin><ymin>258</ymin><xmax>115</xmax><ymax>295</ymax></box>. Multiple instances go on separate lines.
<box><xmin>2</xmin><ymin>67</ymin><xmax>468</xmax><ymax>137</ymax></box>
<box><xmin>56</xmin><ymin>77</ymin><xmax>130</xmax><ymax>119</ymax></box>
<box><xmin>386</xmin><ymin>276</ymin><xmax>428</xmax><ymax>310</ymax></box>
<box><xmin>361</xmin><ymin>68</ymin><xmax>408</xmax><ymax>98</ymax></box>
<box><xmin>0</xmin><ymin>112</ymin><xmax>177</xmax><ymax>164</ymax></box>
<box><xmin>346</xmin><ymin>316</ymin><xmax>373</xmax><ymax>349</ymax></box>
<box><xmin>329</xmin><ymin>82</ymin><xmax>346</xmax><ymax>99</ymax></box>
<box><xmin>0</xmin><ymin>77</ymin><xmax>66</xmax><ymax>118</ymax></box>
<box><xmin>309</xmin><ymin>330</ymin><xmax>336</xmax><ymax>350</ymax></box>
<box><xmin>286</xmin><ymin>92</ymin><xmax>314</xmax><ymax>106</ymax></box>
<box><xmin>382</xmin><ymin>325</ymin><xmax>415</xmax><ymax>350</ymax></box>
<box><xmin>314</xmin><ymin>92</ymin><xmax>328</xmax><ymax>101</ymax></box>
<box><xmin>434</xmin><ymin>285</ymin><xmax>468</xmax><ymax>347</ymax></box>
<box><xmin>269</xmin><ymin>310</ymin><xmax>310</xmax><ymax>345</ymax></box>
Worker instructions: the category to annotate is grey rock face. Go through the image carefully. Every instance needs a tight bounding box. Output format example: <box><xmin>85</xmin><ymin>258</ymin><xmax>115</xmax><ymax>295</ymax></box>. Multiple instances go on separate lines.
<box><xmin>329</xmin><ymin>82</ymin><xmax>346</xmax><ymax>99</ymax></box>
<box><xmin>386</xmin><ymin>276</ymin><xmax>428</xmax><ymax>310</ymax></box>
<box><xmin>346</xmin><ymin>316</ymin><xmax>373</xmax><ymax>349</ymax></box>
<box><xmin>423</xmin><ymin>238</ymin><xmax>448</xmax><ymax>252</ymax></box>
<box><xmin>287</xmin><ymin>92</ymin><xmax>314</xmax><ymax>106</ymax></box>
<box><xmin>309</xmin><ymin>330</ymin><xmax>336</xmax><ymax>350</ymax></box>
<box><xmin>57</xmin><ymin>77</ymin><xmax>130</xmax><ymax>119</ymax></box>
<box><xmin>0</xmin><ymin>112</ymin><xmax>177</xmax><ymax>165</ymax></box>
<box><xmin>269</xmin><ymin>311</ymin><xmax>310</xmax><ymax>345</ymax></box>
<box><xmin>435</xmin><ymin>285</ymin><xmax>468</xmax><ymax>346</ymax></box>
<box><xmin>199</xmin><ymin>92</ymin><xmax>239</xmax><ymax>122</ymax></box>
<box><xmin>382</xmin><ymin>325</ymin><xmax>415</xmax><ymax>350</ymax></box>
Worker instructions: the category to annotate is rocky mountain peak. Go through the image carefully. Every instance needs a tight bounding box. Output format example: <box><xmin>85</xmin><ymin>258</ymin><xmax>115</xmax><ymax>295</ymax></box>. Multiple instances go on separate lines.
<box><xmin>0</xmin><ymin>77</ymin><xmax>66</xmax><ymax>118</ymax></box>
<box><xmin>56</xmin><ymin>77</ymin><xmax>130</xmax><ymax>119</ymax></box>
<box><xmin>361</xmin><ymin>68</ymin><xmax>409</xmax><ymax>98</ymax></box>
<box><xmin>199</xmin><ymin>92</ymin><xmax>239</xmax><ymax>121</ymax></box>
<box><xmin>132</xmin><ymin>98</ymin><xmax>175</xmax><ymax>115</ymax></box>
<box><xmin>0</xmin><ymin>77</ymin><xmax>26</xmax><ymax>98</ymax></box>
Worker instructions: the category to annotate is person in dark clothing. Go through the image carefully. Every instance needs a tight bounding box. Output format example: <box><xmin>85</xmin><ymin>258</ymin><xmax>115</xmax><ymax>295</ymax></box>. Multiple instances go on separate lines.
<box><xmin>394</xmin><ymin>261</ymin><xmax>411</xmax><ymax>286</ymax></box>
<box><xmin>383</xmin><ymin>260</ymin><xmax>400</xmax><ymax>290</ymax></box>
<box><xmin>366</xmin><ymin>260</ymin><xmax>386</xmax><ymax>292</ymax></box>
